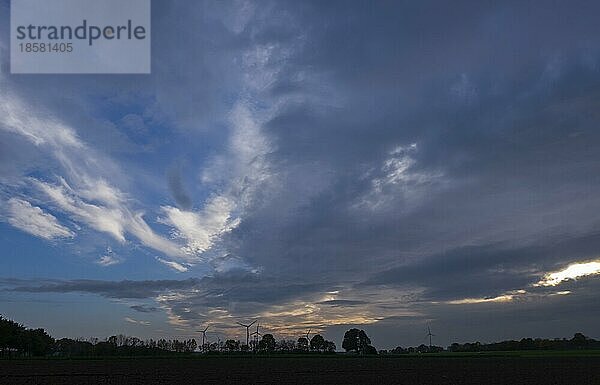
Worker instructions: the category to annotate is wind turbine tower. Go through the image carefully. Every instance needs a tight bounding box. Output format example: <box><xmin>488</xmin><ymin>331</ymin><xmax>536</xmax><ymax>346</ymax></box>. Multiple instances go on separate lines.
<box><xmin>237</xmin><ymin>320</ymin><xmax>256</xmax><ymax>348</ymax></box>
<box><xmin>251</xmin><ymin>323</ymin><xmax>262</xmax><ymax>350</ymax></box>
<box><xmin>426</xmin><ymin>326</ymin><xmax>435</xmax><ymax>348</ymax></box>
<box><xmin>197</xmin><ymin>326</ymin><xmax>209</xmax><ymax>352</ymax></box>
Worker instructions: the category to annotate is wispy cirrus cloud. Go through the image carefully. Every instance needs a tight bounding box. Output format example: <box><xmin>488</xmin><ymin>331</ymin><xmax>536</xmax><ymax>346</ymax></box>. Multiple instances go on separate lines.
<box><xmin>156</xmin><ymin>257</ymin><xmax>190</xmax><ymax>273</ymax></box>
<box><xmin>4</xmin><ymin>198</ymin><xmax>74</xmax><ymax>240</ymax></box>
<box><xmin>0</xmin><ymin>78</ymin><xmax>189</xmax><ymax>264</ymax></box>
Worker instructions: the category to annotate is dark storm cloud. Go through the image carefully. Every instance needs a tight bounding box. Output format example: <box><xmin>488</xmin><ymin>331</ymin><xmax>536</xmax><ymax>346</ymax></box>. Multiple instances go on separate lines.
<box><xmin>362</xmin><ymin>231</ymin><xmax>600</xmax><ymax>301</ymax></box>
<box><xmin>203</xmin><ymin>0</ymin><xmax>600</xmax><ymax>342</ymax></box>
<box><xmin>228</xmin><ymin>0</ymin><xmax>600</xmax><ymax>278</ymax></box>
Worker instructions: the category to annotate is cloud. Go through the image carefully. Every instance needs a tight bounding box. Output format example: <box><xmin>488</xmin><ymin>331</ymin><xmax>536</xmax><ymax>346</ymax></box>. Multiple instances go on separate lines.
<box><xmin>362</xmin><ymin>230</ymin><xmax>600</xmax><ymax>302</ymax></box>
<box><xmin>0</xmin><ymin>77</ymin><xmax>186</xmax><ymax>264</ymax></box>
<box><xmin>354</xmin><ymin>143</ymin><xmax>444</xmax><ymax>211</ymax></box>
<box><xmin>130</xmin><ymin>305</ymin><xmax>159</xmax><ymax>313</ymax></box>
<box><xmin>0</xmin><ymin>93</ymin><xmax>84</xmax><ymax>150</ymax></box>
<box><xmin>0</xmin><ymin>1</ymin><xmax>278</xmax><ymax>273</ymax></box>
<box><xmin>1</xmin><ymin>33</ymin><xmax>276</xmax><ymax>271</ymax></box>
<box><xmin>96</xmin><ymin>255</ymin><xmax>120</xmax><ymax>267</ymax></box>
<box><xmin>4</xmin><ymin>198</ymin><xmax>74</xmax><ymax>240</ymax></box>
<box><xmin>156</xmin><ymin>258</ymin><xmax>189</xmax><ymax>273</ymax></box>
<box><xmin>536</xmin><ymin>260</ymin><xmax>600</xmax><ymax>287</ymax></box>
<box><xmin>317</xmin><ymin>300</ymin><xmax>368</xmax><ymax>307</ymax></box>
<box><xmin>159</xmin><ymin>196</ymin><xmax>240</xmax><ymax>257</ymax></box>
<box><xmin>35</xmin><ymin>180</ymin><xmax>126</xmax><ymax>242</ymax></box>
<box><xmin>167</xmin><ymin>166</ymin><xmax>192</xmax><ymax>210</ymax></box>
<box><xmin>125</xmin><ymin>317</ymin><xmax>150</xmax><ymax>326</ymax></box>
<box><xmin>0</xmin><ymin>83</ymin><xmax>189</xmax><ymax>257</ymax></box>
<box><xmin>445</xmin><ymin>294</ymin><xmax>516</xmax><ymax>305</ymax></box>
<box><xmin>32</xmin><ymin>179</ymin><xmax>185</xmax><ymax>260</ymax></box>
<box><xmin>9</xmin><ymin>278</ymin><xmax>200</xmax><ymax>299</ymax></box>
<box><xmin>95</xmin><ymin>247</ymin><xmax>121</xmax><ymax>267</ymax></box>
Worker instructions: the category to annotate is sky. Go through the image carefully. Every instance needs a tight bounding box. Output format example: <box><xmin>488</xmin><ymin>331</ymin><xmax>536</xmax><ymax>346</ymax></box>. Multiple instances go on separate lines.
<box><xmin>1</xmin><ymin>0</ymin><xmax>600</xmax><ymax>349</ymax></box>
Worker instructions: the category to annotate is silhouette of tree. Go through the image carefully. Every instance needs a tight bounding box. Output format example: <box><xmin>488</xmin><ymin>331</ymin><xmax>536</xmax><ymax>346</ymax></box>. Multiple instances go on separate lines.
<box><xmin>324</xmin><ymin>340</ymin><xmax>336</xmax><ymax>353</ymax></box>
<box><xmin>55</xmin><ymin>338</ymin><xmax>94</xmax><ymax>357</ymax></box>
<box><xmin>26</xmin><ymin>328</ymin><xmax>54</xmax><ymax>356</ymax></box>
<box><xmin>446</xmin><ymin>333</ymin><xmax>600</xmax><ymax>353</ymax></box>
<box><xmin>0</xmin><ymin>316</ymin><xmax>26</xmax><ymax>357</ymax></box>
<box><xmin>390</xmin><ymin>346</ymin><xmax>408</xmax><ymax>354</ymax></box>
<box><xmin>0</xmin><ymin>316</ymin><xmax>53</xmax><ymax>357</ymax></box>
<box><xmin>276</xmin><ymin>339</ymin><xmax>296</xmax><ymax>353</ymax></box>
<box><xmin>310</xmin><ymin>334</ymin><xmax>326</xmax><ymax>352</ymax></box>
<box><xmin>342</xmin><ymin>329</ymin><xmax>375</xmax><ymax>354</ymax></box>
<box><xmin>258</xmin><ymin>334</ymin><xmax>276</xmax><ymax>353</ymax></box>
<box><xmin>342</xmin><ymin>329</ymin><xmax>359</xmax><ymax>352</ymax></box>
<box><xmin>364</xmin><ymin>345</ymin><xmax>378</xmax><ymax>355</ymax></box>
<box><xmin>225</xmin><ymin>339</ymin><xmax>240</xmax><ymax>352</ymax></box>
<box><xmin>572</xmin><ymin>332</ymin><xmax>588</xmax><ymax>348</ymax></box>
<box><xmin>297</xmin><ymin>337</ymin><xmax>309</xmax><ymax>352</ymax></box>
<box><xmin>94</xmin><ymin>341</ymin><xmax>117</xmax><ymax>356</ymax></box>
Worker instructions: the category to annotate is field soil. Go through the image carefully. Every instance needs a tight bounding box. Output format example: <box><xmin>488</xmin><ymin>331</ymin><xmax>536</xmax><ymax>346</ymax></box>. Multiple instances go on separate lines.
<box><xmin>1</xmin><ymin>356</ymin><xmax>599</xmax><ymax>384</ymax></box>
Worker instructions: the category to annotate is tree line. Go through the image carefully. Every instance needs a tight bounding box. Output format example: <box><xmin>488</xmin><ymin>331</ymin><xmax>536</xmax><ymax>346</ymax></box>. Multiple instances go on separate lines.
<box><xmin>0</xmin><ymin>316</ymin><xmax>54</xmax><ymax>357</ymax></box>
<box><xmin>3</xmin><ymin>315</ymin><xmax>598</xmax><ymax>358</ymax></box>
<box><xmin>381</xmin><ymin>332</ymin><xmax>600</xmax><ymax>354</ymax></box>
<box><xmin>0</xmin><ymin>315</ymin><xmax>343</xmax><ymax>357</ymax></box>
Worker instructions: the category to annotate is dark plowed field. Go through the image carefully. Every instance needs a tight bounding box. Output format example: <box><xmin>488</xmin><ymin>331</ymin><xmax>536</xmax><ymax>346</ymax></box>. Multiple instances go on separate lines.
<box><xmin>1</xmin><ymin>356</ymin><xmax>599</xmax><ymax>384</ymax></box>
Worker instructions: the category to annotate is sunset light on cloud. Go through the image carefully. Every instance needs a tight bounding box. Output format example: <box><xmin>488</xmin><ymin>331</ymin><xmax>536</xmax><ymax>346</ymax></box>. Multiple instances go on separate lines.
<box><xmin>536</xmin><ymin>261</ymin><xmax>600</xmax><ymax>287</ymax></box>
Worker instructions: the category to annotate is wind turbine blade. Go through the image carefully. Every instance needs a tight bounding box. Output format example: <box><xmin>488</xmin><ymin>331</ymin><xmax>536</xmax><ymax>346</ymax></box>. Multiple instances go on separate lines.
<box><xmin>248</xmin><ymin>320</ymin><xmax>256</xmax><ymax>327</ymax></box>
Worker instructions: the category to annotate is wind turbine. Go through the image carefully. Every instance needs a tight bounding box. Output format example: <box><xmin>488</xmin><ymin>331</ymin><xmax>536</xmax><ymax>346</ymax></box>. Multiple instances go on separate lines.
<box><xmin>197</xmin><ymin>326</ymin><xmax>209</xmax><ymax>352</ymax></box>
<box><xmin>306</xmin><ymin>328</ymin><xmax>312</xmax><ymax>343</ymax></box>
<box><xmin>251</xmin><ymin>323</ymin><xmax>262</xmax><ymax>350</ymax></box>
<box><xmin>237</xmin><ymin>320</ymin><xmax>256</xmax><ymax>347</ymax></box>
<box><xmin>426</xmin><ymin>325</ymin><xmax>435</xmax><ymax>348</ymax></box>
